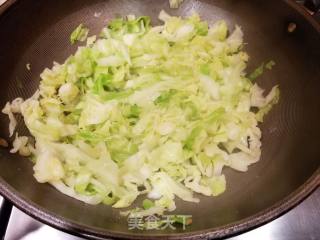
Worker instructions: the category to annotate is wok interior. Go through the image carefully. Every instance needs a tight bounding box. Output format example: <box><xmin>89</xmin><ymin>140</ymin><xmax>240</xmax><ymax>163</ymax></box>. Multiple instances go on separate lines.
<box><xmin>0</xmin><ymin>0</ymin><xmax>319</xmax><ymax>237</ymax></box>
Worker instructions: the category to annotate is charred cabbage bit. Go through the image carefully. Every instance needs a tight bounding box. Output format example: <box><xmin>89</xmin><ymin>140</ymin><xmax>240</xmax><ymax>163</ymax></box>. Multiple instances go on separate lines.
<box><xmin>2</xmin><ymin>11</ymin><xmax>279</xmax><ymax>218</ymax></box>
<box><xmin>0</xmin><ymin>138</ymin><xmax>8</xmax><ymax>147</ymax></box>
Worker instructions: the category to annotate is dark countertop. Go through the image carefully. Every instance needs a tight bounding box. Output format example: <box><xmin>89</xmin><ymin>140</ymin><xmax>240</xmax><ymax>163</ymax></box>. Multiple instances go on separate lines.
<box><xmin>1</xmin><ymin>188</ymin><xmax>319</xmax><ymax>240</ymax></box>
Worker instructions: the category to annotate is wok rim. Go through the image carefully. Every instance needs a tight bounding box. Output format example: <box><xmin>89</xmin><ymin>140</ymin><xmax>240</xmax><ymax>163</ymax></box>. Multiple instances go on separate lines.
<box><xmin>0</xmin><ymin>0</ymin><xmax>319</xmax><ymax>239</ymax></box>
<box><xmin>0</xmin><ymin>170</ymin><xmax>318</xmax><ymax>239</ymax></box>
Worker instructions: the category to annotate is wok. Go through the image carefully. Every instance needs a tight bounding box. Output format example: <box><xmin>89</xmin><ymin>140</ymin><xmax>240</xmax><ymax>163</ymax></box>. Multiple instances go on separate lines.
<box><xmin>0</xmin><ymin>0</ymin><xmax>319</xmax><ymax>239</ymax></box>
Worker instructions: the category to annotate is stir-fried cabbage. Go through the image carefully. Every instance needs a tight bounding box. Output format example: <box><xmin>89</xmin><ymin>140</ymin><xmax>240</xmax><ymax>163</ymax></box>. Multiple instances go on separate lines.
<box><xmin>70</xmin><ymin>24</ymin><xmax>89</xmax><ymax>44</ymax></box>
<box><xmin>169</xmin><ymin>0</ymin><xmax>184</xmax><ymax>8</ymax></box>
<box><xmin>2</xmin><ymin>11</ymin><xmax>279</xmax><ymax>217</ymax></box>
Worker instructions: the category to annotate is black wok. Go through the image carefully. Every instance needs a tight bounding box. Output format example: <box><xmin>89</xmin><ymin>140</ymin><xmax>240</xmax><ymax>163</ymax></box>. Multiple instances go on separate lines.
<box><xmin>0</xmin><ymin>0</ymin><xmax>319</xmax><ymax>239</ymax></box>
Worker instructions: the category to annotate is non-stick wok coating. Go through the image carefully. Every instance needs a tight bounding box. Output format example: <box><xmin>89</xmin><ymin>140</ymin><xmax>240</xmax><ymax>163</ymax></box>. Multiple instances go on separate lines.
<box><xmin>0</xmin><ymin>0</ymin><xmax>319</xmax><ymax>239</ymax></box>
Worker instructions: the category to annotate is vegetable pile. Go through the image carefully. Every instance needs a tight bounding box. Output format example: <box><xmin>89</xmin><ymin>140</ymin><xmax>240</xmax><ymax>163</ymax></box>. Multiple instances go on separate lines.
<box><xmin>2</xmin><ymin>11</ymin><xmax>279</xmax><ymax>217</ymax></box>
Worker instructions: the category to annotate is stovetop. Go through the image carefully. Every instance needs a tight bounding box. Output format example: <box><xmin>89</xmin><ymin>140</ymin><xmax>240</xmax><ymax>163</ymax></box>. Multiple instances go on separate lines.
<box><xmin>1</xmin><ymin>188</ymin><xmax>319</xmax><ymax>240</ymax></box>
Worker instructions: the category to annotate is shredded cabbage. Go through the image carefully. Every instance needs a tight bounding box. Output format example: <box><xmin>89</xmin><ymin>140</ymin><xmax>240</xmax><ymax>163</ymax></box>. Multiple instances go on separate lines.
<box><xmin>169</xmin><ymin>0</ymin><xmax>184</xmax><ymax>8</ymax></box>
<box><xmin>2</xmin><ymin>11</ymin><xmax>279</xmax><ymax>217</ymax></box>
<box><xmin>70</xmin><ymin>24</ymin><xmax>89</xmax><ymax>45</ymax></box>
